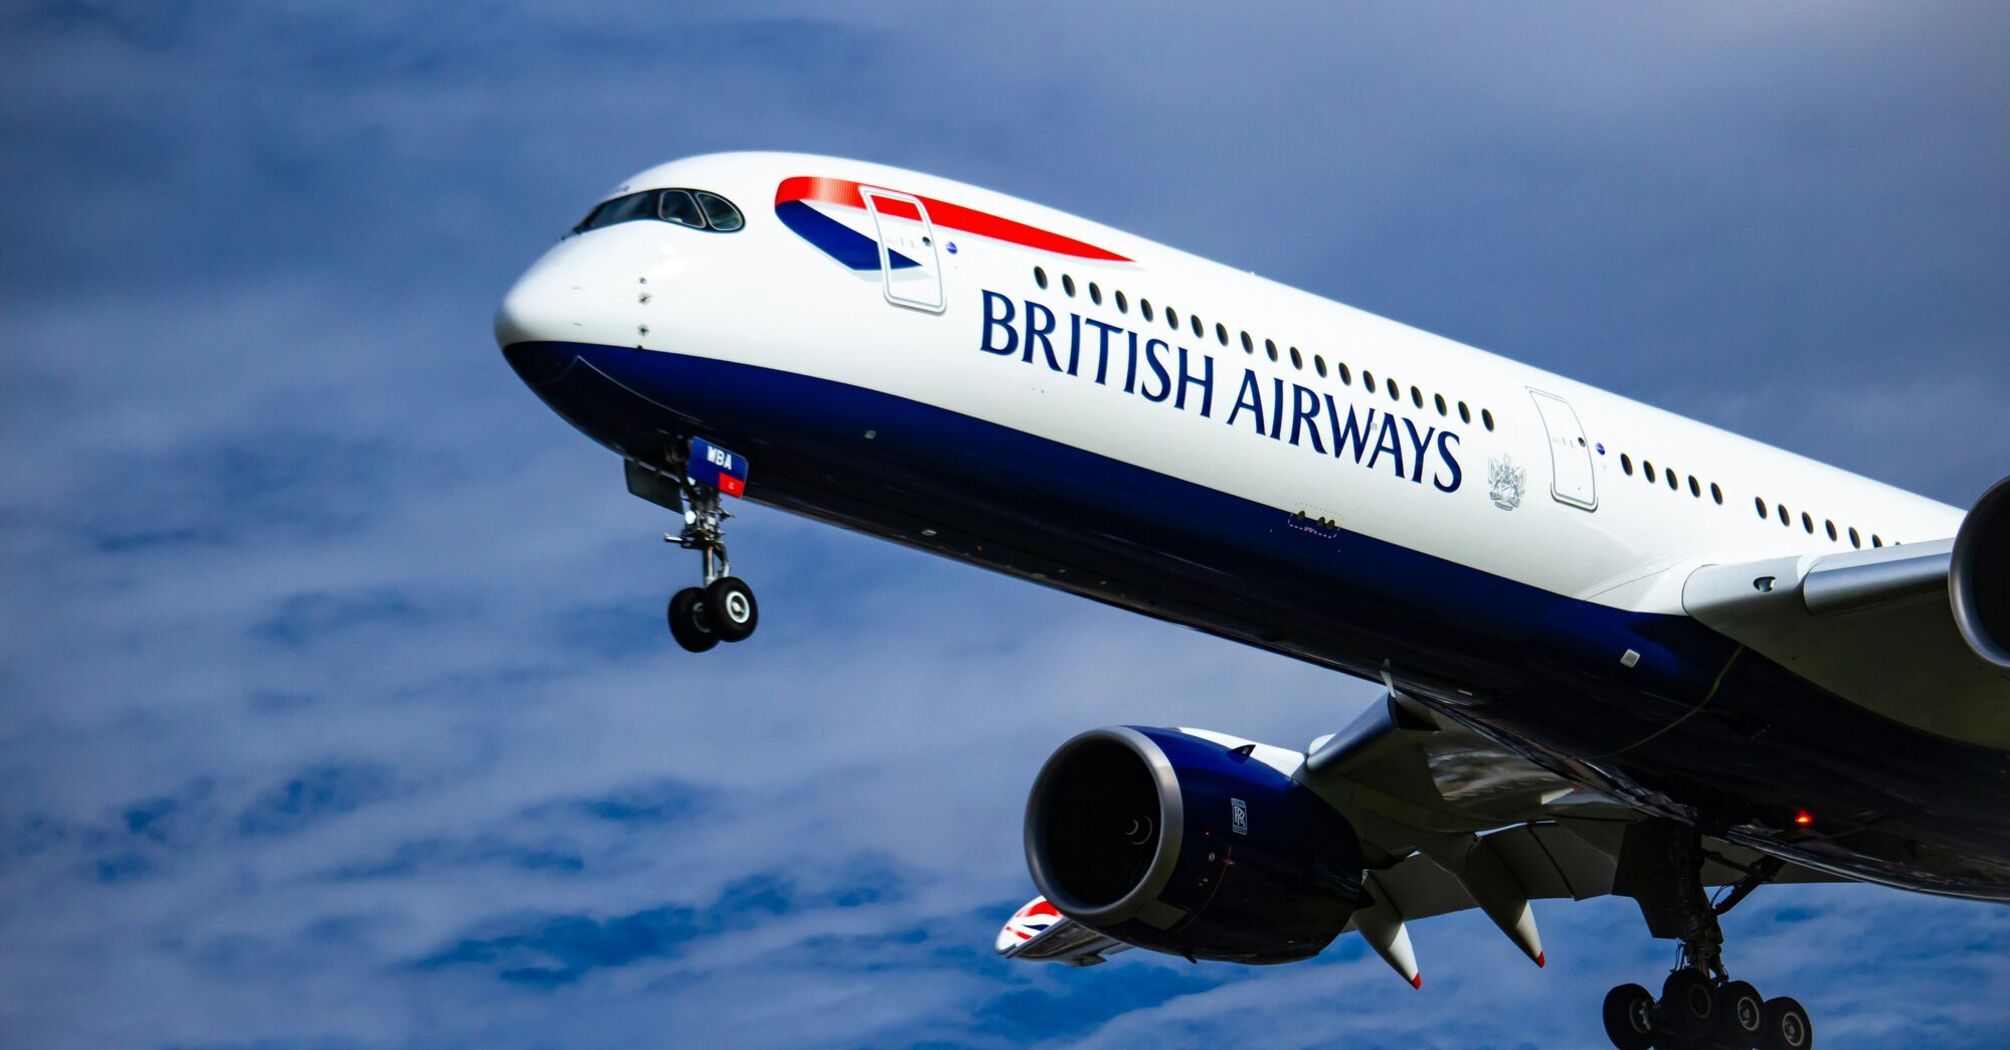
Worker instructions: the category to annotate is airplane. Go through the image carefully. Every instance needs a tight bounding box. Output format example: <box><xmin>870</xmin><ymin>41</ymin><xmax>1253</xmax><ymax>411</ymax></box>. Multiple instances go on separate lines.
<box><xmin>496</xmin><ymin>152</ymin><xmax>2010</xmax><ymax>1049</ymax></box>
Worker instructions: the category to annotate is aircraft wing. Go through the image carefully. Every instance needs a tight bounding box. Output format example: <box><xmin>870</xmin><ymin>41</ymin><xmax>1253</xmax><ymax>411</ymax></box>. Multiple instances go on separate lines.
<box><xmin>1000</xmin><ymin>695</ymin><xmax>1845</xmax><ymax>985</ymax></box>
<box><xmin>994</xmin><ymin>896</ymin><xmax>1130</xmax><ymax>966</ymax></box>
<box><xmin>1293</xmin><ymin>693</ymin><xmax>1848</xmax><ymax>986</ymax></box>
<box><xmin>1682</xmin><ymin>537</ymin><xmax>2010</xmax><ymax>749</ymax></box>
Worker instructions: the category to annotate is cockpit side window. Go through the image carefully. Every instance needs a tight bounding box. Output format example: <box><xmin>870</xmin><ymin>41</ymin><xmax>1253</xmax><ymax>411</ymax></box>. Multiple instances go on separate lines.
<box><xmin>659</xmin><ymin>190</ymin><xmax>705</xmax><ymax>228</ymax></box>
<box><xmin>572</xmin><ymin>188</ymin><xmax>746</xmax><ymax>236</ymax></box>
<box><xmin>695</xmin><ymin>192</ymin><xmax>743</xmax><ymax>232</ymax></box>
<box><xmin>573</xmin><ymin>191</ymin><xmax>655</xmax><ymax>234</ymax></box>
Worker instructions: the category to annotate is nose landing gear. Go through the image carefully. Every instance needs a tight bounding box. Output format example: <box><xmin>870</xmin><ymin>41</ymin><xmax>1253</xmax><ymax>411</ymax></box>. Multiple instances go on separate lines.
<box><xmin>1601</xmin><ymin>822</ymin><xmax>1814</xmax><ymax>1050</ymax></box>
<box><xmin>658</xmin><ymin>438</ymin><xmax>760</xmax><ymax>653</ymax></box>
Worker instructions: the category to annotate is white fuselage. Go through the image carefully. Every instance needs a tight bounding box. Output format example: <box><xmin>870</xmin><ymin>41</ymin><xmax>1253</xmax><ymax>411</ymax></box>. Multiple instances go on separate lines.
<box><xmin>499</xmin><ymin>152</ymin><xmax>1957</xmax><ymax>618</ymax></box>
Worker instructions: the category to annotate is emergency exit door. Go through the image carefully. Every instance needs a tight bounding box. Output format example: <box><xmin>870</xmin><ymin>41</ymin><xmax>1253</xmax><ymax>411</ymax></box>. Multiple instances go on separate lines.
<box><xmin>1528</xmin><ymin>389</ymin><xmax>1597</xmax><ymax>511</ymax></box>
<box><xmin>859</xmin><ymin>187</ymin><xmax>945</xmax><ymax>313</ymax></box>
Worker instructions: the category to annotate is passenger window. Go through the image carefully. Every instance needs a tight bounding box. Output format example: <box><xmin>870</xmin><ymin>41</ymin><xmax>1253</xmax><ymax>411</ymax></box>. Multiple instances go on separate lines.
<box><xmin>1482</xmin><ymin>409</ymin><xmax>1495</xmax><ymax>432</ymax></box>
<box><xmin>659</xmin><ymin>189</ymin><xmax>706</xmax><ymax>228</ymax></box>
<box><xmin>1688</xmin><ymin>476</ymin><xmax>1701</xmax><ymax>498</ymax></box>
<box><xmin>1778</xmin><ymin>504</ymin><xmax>1791</xmax><ymax>526</ymax></box>
<box><xmin>1434</xmin><ymin>393</ymin><xmax>1447</xmax><ymax>416</ymax></box>
<box><xmin>1242</xmin><ymin>332</ymin><xmax>1254</xmax><ymax>353</ymax></box>
<box><xmin>1266</xmin><ymin>339</ymin><xmax>1279</xmax><ymax>363</ymax></box>
<box><xmin>1339</xmin><ymin>363</ymin><xmax>1353</xmax><ymax>385</ymax></box>
<box><xmin>1711</xmin><ymin>482</ymin><xmax>1723</xmax><ymax>505</ymax></box>
<box><xmin>1141</xmin><ymin>299</ymin><xmax>1153</xmax><ymax>321</ymax></box>
<box><xmin>1645</xmin><ymin>462</ymin><xmax>1657</xmax><ymax>483</ymax></box>
<box><xmin>1458</xmin><ymin>402</ymin><xmax>1471</xmax><ymax>424</ymax></box>
<box><xmin>1315</xmin><ymin>355</ymin><xmax>1328</xmax><ymax>378</ymax></box>
<box><xmin>1062</xmin><ymin>274</ymin><xmax>1077</xmax><ymax>297</ymax></box>
<box><xmin>694</xmin><ymin>191</ymin><xmax>743</xmax><ymax>231</ymax></box>
<box><xmin>1622</xmin><ymin>454</ymin><xmax>1634</xmax><ymax>476</ymax></box>
<box><xmin>1034</xmin><ymin>267</ymin><xmax>1049</xmax><ymax>289</ymax></box>
<box><xmin>1089</xmin><ymin>282</ymin><xmax>1103</xmax><ymax>305</ymax></box>
<box><xmin>1116</xmin><ymin>291</ymin><xmax>1129</xmax><ymax>313</ymax></box>
<box><xmin>1191</xmin><ymin>314</ymin><xmax>1203</xmax><ymax>338</ymax></box>
<box><xmin>1802</xmin><ymin>512</ymin><xmax>1814</xmax><ymax>534</ymax></box>
<box><xmin>1411</xmin><ymin>386</ymin><xmax>1423</xmax><ymax>409</ymax></box>
<box><xmin>1826</xmin><ymin>520</ymin><xmax>1838</xmax><ymax>541</ymax></box>
<box><xmin>1216</xmin><ymin>323</ymin><xmax>1229</xmax><ymax>346</ymax></box>
<box><xmin>1755</xmin><ymin>497</ymin><xmax>1767</xmax><ymax>518</ymax></box>
<box><xmin>1364</xmin><ymin>372</ymin><xmax>1377</xmax><ymax>393</ymax></box>
<box><xmin>1849</xmin><ymin>526</ymin><xmax>1861</xmax><ymax>548</ymax></box>
<box><xmin>1291</xmin><ymin>347</ymin><xmax>1304</xmax><ymax>370</ymax></box>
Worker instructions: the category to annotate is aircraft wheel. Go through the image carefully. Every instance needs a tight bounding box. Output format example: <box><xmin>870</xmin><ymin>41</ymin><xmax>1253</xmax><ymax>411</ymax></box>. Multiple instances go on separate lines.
<box><xmin>668</xmin><ymin>586</ymin><xmax>719</xmax><ymax>652</ymax></box>
<box><xmin>1759</xmin><ymin>997</ymin><xmax>1812</xmax><ymax>1050</ymax></box>
<box><xmin>706</xmin><ymin>576</ymin><xmax>759</xmax><ymax>642</ymax></box>
<box><xmin>1602</xmin><ymin>983</ymin><xmax>1657</xmax><ymax>1050</ymax></box>
<box><xmin>1719</xmin><ymin>981</ymin><xmax>1765</xmax><ymax>1045</ymax></box>
<box><xmin>1661</xmin><ymin>969</ymin><xmax>1719</xmax><ymax>1040</ymax></box>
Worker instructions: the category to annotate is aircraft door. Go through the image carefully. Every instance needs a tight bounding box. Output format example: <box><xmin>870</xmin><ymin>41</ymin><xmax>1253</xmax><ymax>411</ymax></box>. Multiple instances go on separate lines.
<box><xmin>1528</xmin><ymin>389</ymin><xmax>1597</xmax><ymax>511</ymax></box>
<box><xmin>859</xmin><ymin>187</ymin><xmax>946</xmax><ymax>313</ymax></box>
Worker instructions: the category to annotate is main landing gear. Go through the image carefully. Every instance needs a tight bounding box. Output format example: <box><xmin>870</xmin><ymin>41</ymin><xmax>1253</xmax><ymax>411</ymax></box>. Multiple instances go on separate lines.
<box><xmin>661</xmin><ymin>439</ymin><xmax>759</xmax><ymax>653</ymax></box>
<box><xmin>1601</xmin><ymin>822</ymin><xmax>1813</xmax><ymax>1050</ymax></box>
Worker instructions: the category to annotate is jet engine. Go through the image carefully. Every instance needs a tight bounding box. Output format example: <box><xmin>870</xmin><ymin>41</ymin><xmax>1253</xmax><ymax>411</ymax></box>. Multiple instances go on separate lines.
<box><xmin>1023</xmin><ymin>726</ymin><xmax>1365</xmax><ymax>964</ymax></box>
<box><xmin>1953</xmin><ymin>475</ymin><xmax>2010</xmax><ymax>674</ymax></box>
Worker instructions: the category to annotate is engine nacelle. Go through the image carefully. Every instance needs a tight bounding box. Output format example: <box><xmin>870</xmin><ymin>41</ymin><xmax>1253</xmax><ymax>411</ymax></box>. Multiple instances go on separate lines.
<box><xmin>1023</xmin><ymin>726</ymin><xmax>1365</xmax><ymax>964</ymax></box>
<box><xmin>1953</xmin><ymin>475</ymin><xmax>2010</xmax><ymax>674</ymax></box>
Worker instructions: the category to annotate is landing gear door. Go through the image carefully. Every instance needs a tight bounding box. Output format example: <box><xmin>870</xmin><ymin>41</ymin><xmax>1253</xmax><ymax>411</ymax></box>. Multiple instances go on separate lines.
<box><xmin>859</xmin><ymin>187</ymin><xmax>946</xmax><ymax>314</ymax></box>
<box><xmin>1528</xmin><ymin>389</ymin><xmax>1597</xmax><ymax>511</ymax></box>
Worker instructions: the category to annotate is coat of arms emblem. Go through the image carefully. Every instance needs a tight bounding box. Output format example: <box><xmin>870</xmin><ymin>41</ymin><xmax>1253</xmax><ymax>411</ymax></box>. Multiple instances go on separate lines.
<box><xmin>1488</xmin><ymin>455</ymin><xmax>1525</xmax><ymax>511</ymax></box>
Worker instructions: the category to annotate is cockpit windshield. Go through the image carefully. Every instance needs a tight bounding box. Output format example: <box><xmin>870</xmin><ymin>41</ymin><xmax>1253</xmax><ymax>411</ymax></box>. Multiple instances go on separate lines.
<box><xmin>572</xmin><ymin>188</ymin><xmax>744</xmax><ymax>236</ymax></box>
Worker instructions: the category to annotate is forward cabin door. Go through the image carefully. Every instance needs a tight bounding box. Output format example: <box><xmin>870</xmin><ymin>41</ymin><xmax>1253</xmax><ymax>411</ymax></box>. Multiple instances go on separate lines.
<box><xmin>859</xmin><ymin>187</ymin><xmax>946</xmax><ymax>313</ymax></box>
<box><xmin>1528</xmin><ymin>389</ymin><xmax>1597</xmax><ymax>511</ymax></box>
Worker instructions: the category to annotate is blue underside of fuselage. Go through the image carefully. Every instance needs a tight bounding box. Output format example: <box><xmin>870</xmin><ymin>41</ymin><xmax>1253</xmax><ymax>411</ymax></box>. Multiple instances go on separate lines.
<box><xmin>502</xmin><ymin>339</ymin><xmax>2010</xmax><ymax>899</ymax></box>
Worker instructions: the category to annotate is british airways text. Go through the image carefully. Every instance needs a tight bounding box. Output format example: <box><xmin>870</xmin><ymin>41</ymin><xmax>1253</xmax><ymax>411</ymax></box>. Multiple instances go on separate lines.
<box><xmin>979</xmin><ymin>291</ymin><xmax>1462</xmax><ymax>493</ymax></box>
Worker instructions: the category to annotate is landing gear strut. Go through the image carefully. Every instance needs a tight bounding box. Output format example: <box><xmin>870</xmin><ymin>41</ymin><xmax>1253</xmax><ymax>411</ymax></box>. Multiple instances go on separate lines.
<box><xmin>660</xmin><ymin>438</ymin><xmax>759</xmax><ymax>653</ymax></box>
<box><xmin>1601</xmin><ymin>821</ymin><xmax>1813</xmax><ymax>1050</ymax></box>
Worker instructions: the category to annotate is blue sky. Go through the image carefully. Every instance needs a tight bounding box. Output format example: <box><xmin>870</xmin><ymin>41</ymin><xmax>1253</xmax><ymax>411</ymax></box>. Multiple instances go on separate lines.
<box><xmin>3</xmin><ymin>3</ymin><xmax>2009</xmax><ymax>1047</ymax></box>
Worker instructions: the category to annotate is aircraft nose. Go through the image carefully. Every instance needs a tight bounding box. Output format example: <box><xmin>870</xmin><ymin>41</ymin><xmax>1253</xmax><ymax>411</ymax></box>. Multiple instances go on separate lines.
<box><xmin>495</xmin><ymin>265</ymin><xmax>565</xmax><ymax>345</ymax></box>
<box><xmin>501</xmin><ymin>338</ymin><xmax>580</xmax><ymax>389</ymax></box>
<box><xmin>495</xmin><ymin>253</ymin><xmax>587</xmax><ymax>386</ymax></box>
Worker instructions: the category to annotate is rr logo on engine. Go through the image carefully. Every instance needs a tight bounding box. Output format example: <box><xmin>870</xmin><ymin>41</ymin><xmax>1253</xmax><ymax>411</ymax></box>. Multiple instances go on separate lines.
<box><xmin>1230</xmin><ymin>798</ymin><xmax>1248</xmax><ymax>836</ymax></box>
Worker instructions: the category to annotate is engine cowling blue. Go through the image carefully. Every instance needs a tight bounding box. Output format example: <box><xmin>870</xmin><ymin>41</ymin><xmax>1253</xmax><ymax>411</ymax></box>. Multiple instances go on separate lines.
<box><xmin>1024</xmin><ymin>725</ymin><xmax>1366</xmax><ymax>964</ymax></box>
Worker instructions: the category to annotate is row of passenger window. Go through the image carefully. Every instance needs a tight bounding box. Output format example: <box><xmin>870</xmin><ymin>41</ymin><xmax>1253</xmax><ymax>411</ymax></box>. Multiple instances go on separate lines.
<box><xmin>1619</xmin><ymin>454</ymin><xmax>1723</xmax><ymax>505</ymax></box>
<box><xmin>1033</xmin><ymin>266</ymin><xmax>1495</xmax><ymax>431</ymax></box>
<box><xmin>1618</xmin><ymin>451</ymin><xmax>1888</xmax><ymax>549</ymax></box>
<box><xmin>1754</xmin><ymin>495</ymin><xmax>1887</xmax><ymax>549</ymax></box>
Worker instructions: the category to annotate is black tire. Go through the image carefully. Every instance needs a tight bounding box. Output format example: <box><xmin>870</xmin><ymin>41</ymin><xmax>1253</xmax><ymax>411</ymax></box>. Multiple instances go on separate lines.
<box><xmin>706</xmin><ymin>576</ymin><xmax>759</xmax><ymax>642</ymax></box>
<box><xmin>1602</xmin><ymin>983</ymin><xmax>1657</xmax><ymax>1050</ymax></box>
<box><xmin>668</xmin><ymin>586</ymin><xmax>719</xmax><ymax>653</ymax></box>
<box><xmin>1760</xmin><ymin>996</ymin><xmax>1813</xmax><ymax>1050</ymax></box>
<box><xmin>1661</xmin><ymin>969</ymin><xmax>1718</xmax><ymax>1040</ymax></box>
<box><xmin>1721</xmin><ymin>980</ymin><xmax>1765</xmax><ymax>1043</ymax></box>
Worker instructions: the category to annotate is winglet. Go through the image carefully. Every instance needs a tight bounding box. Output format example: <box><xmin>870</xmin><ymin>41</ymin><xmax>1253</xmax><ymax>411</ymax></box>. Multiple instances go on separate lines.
<box><xmin>996</xmin><ymin>895</ymin><xmax>1130</xmax><ymax>966</ymax></box>
<box><xmin>995</xmin><ymin>896</ymin><xmax>1063</xmax><ymax>954</ymax></box>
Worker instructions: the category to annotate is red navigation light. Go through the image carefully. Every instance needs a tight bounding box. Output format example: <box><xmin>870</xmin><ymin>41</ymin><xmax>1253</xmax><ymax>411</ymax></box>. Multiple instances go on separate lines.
<box><xmin>1793</xmin><ymin>810</ymin><xmax>1815</xmax><ymax>827</ymax></box>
